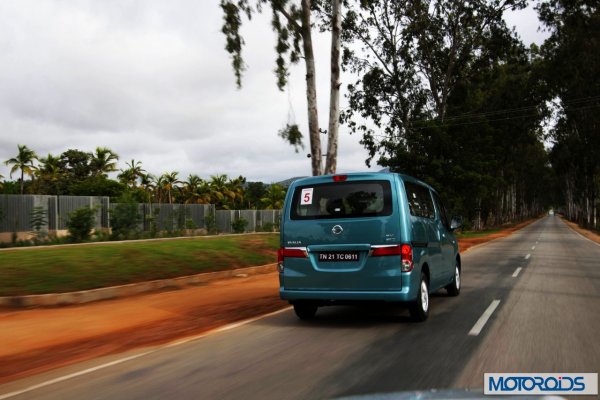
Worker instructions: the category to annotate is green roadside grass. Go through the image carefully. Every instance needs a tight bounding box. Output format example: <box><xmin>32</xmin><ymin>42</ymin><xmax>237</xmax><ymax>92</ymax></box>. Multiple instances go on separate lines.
<box><xmin>0</xmin><ymin>234</ymin><xmax>279</xmax><ymax>296</ymax></box>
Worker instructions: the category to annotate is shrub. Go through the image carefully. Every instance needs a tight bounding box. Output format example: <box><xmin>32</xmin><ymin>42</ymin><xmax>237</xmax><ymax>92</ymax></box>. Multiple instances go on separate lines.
<box><xmin>110</xmin><ymin>201</ymin><xmax>140</xmax><ymax>240</ymax></box>
<box><xmin>257</xmin><ymin>222</ymin><xmax>275</xmax><ymax>232</ymax></box>
<box><xmin>66</xmin><ymin>207</ymin><xmax>96</xmax><ymax>242</ymax></box>
<box><xmin>231</xmin><ymin>217</ymin><xmax>248</xmax><ymax>234</ymax></box>
<box><xmin>30</xmin><ymin>206</ymin><xmax>48</xmax><ymax>241</ymax></box>
<box><xmin>205</xmin><ymin>213</ymin><xmax>217</xmax><ymax>235</ymax></box>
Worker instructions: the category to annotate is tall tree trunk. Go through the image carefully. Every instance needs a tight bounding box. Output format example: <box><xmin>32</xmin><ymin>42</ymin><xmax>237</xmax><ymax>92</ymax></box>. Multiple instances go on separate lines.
<box><xmin>324</xmin><ymin>0</ymin><xmax>341</xmax><ymax>175</ymax></box>
<box><xmin>20</xmin><ymin>169</ymin><xmax>24</xmax><ymax>195</ymax></box>
<box><xmin>301</xmin><ymin>0</ymin><xmax>322</xmax><ymax>176</ymax></box>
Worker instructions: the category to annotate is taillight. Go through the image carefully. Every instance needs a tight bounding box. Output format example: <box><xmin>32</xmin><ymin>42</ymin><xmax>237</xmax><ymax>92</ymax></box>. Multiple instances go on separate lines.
<box><xmin>371</xmin><ymin>244</ymin><xmax>413</xmax><ymax>272</ymax></box>
<box><xmin>371</xmin><ymin>245</ymin><xmax>402</xmax><ymax>256</ymax></box>
<box><xmin>332</xmin><ymin>175</ymin><xmax>347</xmax><ymax>182</ymax></box>
<box><xmin>278</xmin><ymin>247</ymin><xmax>307</xmax><ymax>272</ymax></box>
<box><xmin>401</xmin><ymin>244</ymin><xmax>413</xmax><ymax>272</ymax></box>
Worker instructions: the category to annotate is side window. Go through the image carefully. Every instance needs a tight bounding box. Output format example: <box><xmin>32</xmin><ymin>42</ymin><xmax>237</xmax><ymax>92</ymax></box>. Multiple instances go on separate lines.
<box><xmin>432</xmin><ymin>192</ymin><xmax>450</xmax><ymax>229</ymax></box>
<box><xmin>404</xmin><ymin>182</ymin><xmax>435</xmax><ymax>219</ymax></box>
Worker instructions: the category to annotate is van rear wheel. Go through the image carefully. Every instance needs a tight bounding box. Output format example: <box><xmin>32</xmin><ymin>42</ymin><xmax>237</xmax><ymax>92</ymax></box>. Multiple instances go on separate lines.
<box><xmin>446</xmin><ymin>262</ymin><xmax>461</xmax><ymax>296</ymax></box>
<box><xmin>293</xmin><ymin>302</ymin><xmax>318</xmax><ymax>320</ymax></box>
<box><xmin>409</xmin><ymin>273</ymin><xmax>429</xmax><ymax>322</ymax></box>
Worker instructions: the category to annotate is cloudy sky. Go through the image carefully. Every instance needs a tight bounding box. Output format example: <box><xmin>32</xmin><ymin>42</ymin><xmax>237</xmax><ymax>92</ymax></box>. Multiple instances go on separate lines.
<box><xmin>0</xmin><ymin>1</ymin><xmax>548</xmax><ymax>183</ymax></box>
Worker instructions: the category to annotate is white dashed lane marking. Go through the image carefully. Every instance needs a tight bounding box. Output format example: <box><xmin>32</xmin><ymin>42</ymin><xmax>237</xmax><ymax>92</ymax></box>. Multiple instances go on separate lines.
<box><xmin>469</xmin><ymin>300</ymin><xmax>501</xmax><ymax>336</ymax></box>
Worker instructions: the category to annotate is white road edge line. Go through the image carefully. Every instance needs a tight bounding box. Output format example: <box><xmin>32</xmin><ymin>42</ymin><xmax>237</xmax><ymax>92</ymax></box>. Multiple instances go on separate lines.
<box><xmin>164</xmin><ymin>306</ymin><xmax>292</xmax><ymax>348</ymax></box>
<box><xmin>525</xmin><ymin>253</ymin><xmax>531</xmax><ymax>260</ymax></box>
<box><xmin>0</xmin><ymin>352</ymin><xmax>153</xmax><ymax>400</ymax></box>
<box><xmin>512</xmin><ymin>267</ymin><xmax>522</xmax><ymax>278</ymax></box>
<box><xmin>0</xmin><ymin>306</ymin><xmax>293</xmax><ymax>399</ymax></box>
<box><xmin>469</xmin><ymin>300</ymin><xmax>501</xmax><ymax>337</ymax></box>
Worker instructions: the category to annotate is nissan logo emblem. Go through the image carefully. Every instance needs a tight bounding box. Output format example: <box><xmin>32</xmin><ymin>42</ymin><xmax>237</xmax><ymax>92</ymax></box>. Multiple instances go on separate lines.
<box><xmin>332</xmin><ymin>225</ymin><xmax>343</xmax><ymax>235</ymax></box>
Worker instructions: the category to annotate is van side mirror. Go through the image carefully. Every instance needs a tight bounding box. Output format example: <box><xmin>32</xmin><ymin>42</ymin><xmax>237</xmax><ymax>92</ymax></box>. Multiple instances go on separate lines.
<box><xmin>450</xmin><ymin>216</ymin><xmax>463</xmax><ymax>231</ymax></box>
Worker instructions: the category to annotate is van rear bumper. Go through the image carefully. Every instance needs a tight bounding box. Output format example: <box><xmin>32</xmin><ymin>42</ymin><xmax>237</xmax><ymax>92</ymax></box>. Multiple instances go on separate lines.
<box><xmin>280</xmin><ymin>288</ymin><xmax>415</xmax><ymax>302</ymax></box>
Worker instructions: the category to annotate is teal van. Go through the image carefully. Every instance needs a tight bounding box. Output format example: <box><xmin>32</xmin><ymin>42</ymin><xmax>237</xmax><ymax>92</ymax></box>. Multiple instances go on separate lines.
<box><xmin>278</xmin><ymin>172</ymin><xmax>462</xmax><ymax>322</ymax></box>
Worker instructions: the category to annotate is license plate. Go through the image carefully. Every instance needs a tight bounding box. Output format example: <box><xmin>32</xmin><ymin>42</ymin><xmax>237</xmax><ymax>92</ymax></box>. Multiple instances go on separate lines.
<box><xmin>318</xmin><ymin>251</ymin><xmax>359</xmax><ymax>262</ymax></box>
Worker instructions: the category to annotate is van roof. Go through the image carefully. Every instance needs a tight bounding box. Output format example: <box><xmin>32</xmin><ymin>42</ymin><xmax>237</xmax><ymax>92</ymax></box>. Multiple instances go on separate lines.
<box><xmin>289</xmin><ymin>172</ymin><xmax>436</xmax><ymax>192</ymax></box>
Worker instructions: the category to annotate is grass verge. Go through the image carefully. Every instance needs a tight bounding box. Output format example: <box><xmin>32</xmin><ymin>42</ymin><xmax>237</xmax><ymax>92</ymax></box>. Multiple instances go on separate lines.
<box><xmin>0</xmin><ymin>234</ymin><xmax>278</xmax><ymax>296</ymax></box>
<box><xmin>456</xmin><ymin>228</ymin><xmax>501</xmax><ymax>239</ymax></box>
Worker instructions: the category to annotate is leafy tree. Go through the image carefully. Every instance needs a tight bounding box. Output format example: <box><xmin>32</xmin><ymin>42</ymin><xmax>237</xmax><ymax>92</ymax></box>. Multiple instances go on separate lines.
<box><xmin>539</xmin><ymin>0</ymin><xmax>600</xmax><ymax>228</ymax></box>
<box><xmin>4</xmin><ymin>144</ymin><xmax>38</xmax><ymax>194</ymax></box>
<box><xmin>220</xmin><ymin>0</ymin><xmax>342</xmax><ymax>175</ymax></box>
<box><xmin>68</xmin><ymin>176</ymin><xmax>126</xmax><ymax>198</ymax></box>
<box><xmin>246</xmin><ymin>181</ymin><xmax>267</xmax><ymax>208</ymax></box>
<box><xmin>58</xmin><ymin>149</ymin><xmax>93</xmax><ymax>181</ymax></box>
<box><xmin>342</xmin><ymin>0</ymin><xmax>550</xmax><ymax>227</ymax></box>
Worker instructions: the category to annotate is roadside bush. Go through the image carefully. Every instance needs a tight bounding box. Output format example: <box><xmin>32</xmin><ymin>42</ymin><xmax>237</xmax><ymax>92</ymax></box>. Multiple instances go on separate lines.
<box><xmin>257</xmin><ymin>222</ymin><xmax>275</xmax><ymax>232</ymax></box>
<box><xmin>110</xmin><ymin>196</ymin><xmax>140</xmax><ymax>240</ymax></box>
<box><xmin>66</xmin><ymin>207</ymin><xmax>96</xmax><ymax>242</ymax></box>
<box><xmin>205</xmin><ymin>213</ymin><xmax>217</xmax><ymax>235</ymax></box>
<box><xmin>30</xmin><ymin>206</ymin><xmax>48</xmax><ymax>242</ymax></box>
<box><xmin>231</xmin><ymin>217</ymin><xmax>248</xmax><ymax>234</ymax></box>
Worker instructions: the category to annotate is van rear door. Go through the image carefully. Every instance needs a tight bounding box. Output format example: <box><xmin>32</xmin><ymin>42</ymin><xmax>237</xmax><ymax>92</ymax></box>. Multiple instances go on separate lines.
<box><xmin>281</xmin><ymin>177</ymin><xmax>404</xmax><ymax>291</ymax></box>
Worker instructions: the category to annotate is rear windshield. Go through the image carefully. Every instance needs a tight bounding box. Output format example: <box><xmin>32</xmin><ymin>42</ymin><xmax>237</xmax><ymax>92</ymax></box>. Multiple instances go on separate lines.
<box><xmin>290</xmin><ymin>180</ymin><xmax>392</xmax><ymax>220</ymax></box>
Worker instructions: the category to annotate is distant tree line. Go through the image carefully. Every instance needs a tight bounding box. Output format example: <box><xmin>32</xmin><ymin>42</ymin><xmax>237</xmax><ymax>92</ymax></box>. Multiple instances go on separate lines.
<box><xmin>220</xmin><ymin>0</ymin><xmax>598</xmax><ymax>231</ymax></box>
<box><xmin>1</xmin><ymin>145</ymin><xmax>286</xmax><ymax>210</ymax></box>
<box><xmin>540</xmin><ymin>0</ymin><xmax>599</xmax><ymax>229</ymax></box>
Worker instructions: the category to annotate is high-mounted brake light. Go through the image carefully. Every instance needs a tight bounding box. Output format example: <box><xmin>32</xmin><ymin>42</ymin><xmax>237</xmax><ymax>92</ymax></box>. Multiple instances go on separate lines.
<box><xmin>332</xmin><ymin>175</ymin><xmax>347</xmax><ymax>182</ymax></box>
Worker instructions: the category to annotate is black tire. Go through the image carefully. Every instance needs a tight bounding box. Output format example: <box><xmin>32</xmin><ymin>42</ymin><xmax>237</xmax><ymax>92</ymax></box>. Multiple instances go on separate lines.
<box><xmin>409</xmin><ymin>273</ymin><xmax>429</xmax><ymax>322</ymax></box>
<box><xmin>293</xmin><ymin>302</ymin><xmax>318</xmax><ymax>320</ymax></box>
<box><xmin>446</xmin><ymin>261</ymin><xmax>461</xmax><ymax>297</ymax></box>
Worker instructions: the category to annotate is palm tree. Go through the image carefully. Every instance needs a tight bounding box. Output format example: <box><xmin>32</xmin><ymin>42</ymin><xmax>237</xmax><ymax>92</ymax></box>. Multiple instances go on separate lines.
<box><xmin>196</xmin><ymin>179</ymin><xmax>212</xmax><ymax>204</ymax></box>
<box><xmin>4</xmin><ymin>144</ymin><xmax>38</xmax><ymax>194</ymax></box>
<box><xmin>37</xmin><ymin>153</ymin><xmax>64</xmax><ymax>194</ymax></box>
<box><xmin>226</xmin><ymin>175</ymin><xmax>246</xmax><ymax>209</ymax></box>
<box><xmin>118</xmin><ymin>159</ymin><xmax>145</xmax><ymax>188</ymax></box>
<box><xmin>0</xmin><ymin>173</ymin><xmax>4</xmax><ymax>191</ymax></box>
<box><xmin>139</xmin><ymin>173</ymin><xmax>156</xmax><ymax>204</ymax></box>
<box><xmin>210</xmin><ymin>174</ymin><xmax>236</xmax><ymax>209</ymax></box>
<box><xmin>153</xmin><ymin>174</ymin><xmax>165</xmax><ymax>204</ymax></box>
<box><xmin>160</xmin><ymin>171</ymin><xmax>181</xmax><ymax>204</ymax></box>
<box><xmin>90</xmin><ymin>147</ymin><xmax>119</xmax><ymax>177</ymax></box>
<box><xmin>182</xmin><ymin>174</ymin><xmax>202</xmax><ymax>204</ymax></box>
<box><xmin>261</xmin><ymin>184</ymin><xmax>287</xmax><ymax>210</ymax></box>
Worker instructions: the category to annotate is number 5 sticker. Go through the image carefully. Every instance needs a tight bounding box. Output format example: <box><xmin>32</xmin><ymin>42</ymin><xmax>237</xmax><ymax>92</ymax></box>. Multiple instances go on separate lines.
<box><xmin>300</xmin><ymin>188</ymin><xmax>313</xmax><ymax>205</ymax></box>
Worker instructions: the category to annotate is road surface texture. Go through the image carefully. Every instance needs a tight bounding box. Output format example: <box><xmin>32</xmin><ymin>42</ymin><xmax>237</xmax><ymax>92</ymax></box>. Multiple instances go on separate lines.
<box><xmin>1</xmin><ymin>215</ymin><xmax>598</xmax><ymax>399</ymax></box>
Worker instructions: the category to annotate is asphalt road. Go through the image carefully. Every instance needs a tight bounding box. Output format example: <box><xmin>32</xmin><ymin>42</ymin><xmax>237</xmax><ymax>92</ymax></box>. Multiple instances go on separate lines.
<box><xmin>1</xmin><ymin>216</ymin><xmax>598</xmax><ymax>399</ymax></box>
